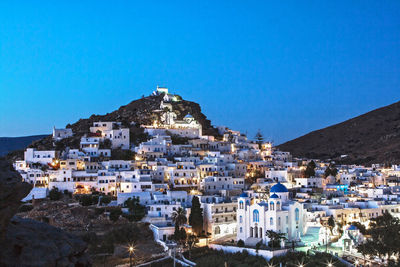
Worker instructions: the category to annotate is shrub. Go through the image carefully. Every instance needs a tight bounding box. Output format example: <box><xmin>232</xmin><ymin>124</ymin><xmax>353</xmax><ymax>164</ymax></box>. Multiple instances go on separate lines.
<box><xmin>109</xmin><ymin>208</ymin><xmax>122</xmax><ymax>222</ymax></box>
<box><xmin>122</xmin><ymin>213</ymin><xmax>135</xmax><ymax>222</ymax></box>
<box><xmin>256</xmin><ymin>241</ymin><xmax>262</xmax><ymax>252</ymax></box>
<box><xmin>237</xmin><ymin>239</ymin><xmax>245</xmax><ymax>247</ymax></box>
<box><xmin>79</xmin><ymin>195</ymin><xmax>99</xmax><ymax>206</ymax></box>
<box><xmin>95</xmin><ymin>207</ymin><xmax>106</xmax><ymax>215</ymax></box>
<box><xmin>18</xmin><ymin>204</ymin><xmax>33</xmax><ymax>213</ymax></box>
<box><xmin>100</xmin><ymin>195</ymin><xmax>112</xmax><ymax>205</ymax></box>
<box><xmin>49</xmin><ymin>188</ymin><xmax>62</xmax><ymax>201</ymax></box>
<box><xmin>63</xmin><ymin>190</ymin><xmax>72</xmax><ymax>198</ymax></box>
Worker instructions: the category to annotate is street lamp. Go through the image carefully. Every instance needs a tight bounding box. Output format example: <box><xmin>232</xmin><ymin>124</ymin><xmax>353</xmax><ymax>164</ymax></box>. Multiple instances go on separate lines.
<box><xmin>128</xmin><ymin>246</ymin><xmax>135</xmax><ymax>267</ymax></box>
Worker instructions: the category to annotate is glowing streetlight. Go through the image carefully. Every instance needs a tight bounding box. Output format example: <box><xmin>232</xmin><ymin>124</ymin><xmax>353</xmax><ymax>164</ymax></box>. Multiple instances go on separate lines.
<box><xmin>328</xmin><ymin>263</ymin><xmax>333</xmax><ymax>267</ymax></box>
<box><xmin>128</xmin><ymin>245</ymin><xmax>135</xmax><ymax>267</ymax></box>
<box><xmin>354</xmin><ymin>260</ymin><xmax>359</xmax><ymax>266</ymax></box>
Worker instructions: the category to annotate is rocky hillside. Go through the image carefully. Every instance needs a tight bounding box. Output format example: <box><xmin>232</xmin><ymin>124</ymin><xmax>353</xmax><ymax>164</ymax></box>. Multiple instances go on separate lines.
<box><xmin>0</xmin><ymin>159</ymin><xmax>90</xmax><ymax>266</ymax></box>
<box><xmin>278</xmin><ymin>101</ymin><xmax>400</xmax><ymax>165</ymax></box>
<box><xmin>28</xmin><ymin>93</ymin><xmax>218</xmax><ymax>152</ymax></box>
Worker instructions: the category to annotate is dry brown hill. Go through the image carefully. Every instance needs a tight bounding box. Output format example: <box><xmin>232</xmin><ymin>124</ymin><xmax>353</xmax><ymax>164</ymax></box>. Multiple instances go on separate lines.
<box><xmin>278</xmin><ymin>101</ymin><xmax>400</xmax><ymax>165</ymax></box>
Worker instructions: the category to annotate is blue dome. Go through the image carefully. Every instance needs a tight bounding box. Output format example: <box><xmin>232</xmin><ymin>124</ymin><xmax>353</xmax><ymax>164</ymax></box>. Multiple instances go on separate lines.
<box><xmin>184</xmin><ymin>113</ymin><xmax>194</xmax><ymax>119</ymax></box>
<box><xmin>347</xmin><ymin>225</ymin><xmax>358</xmax><ymax>231</ymax></box>
<box><xmin>270</xmin><ymin>193</ymin><xmax>279</xmax><ymax>199</ymax></box>
<box><xmin>239</xmin><ymin>192</ymin><xmax>248</xmax><ymax>198</ymax></box>
<box><xmin>270</xmin><ymin>182</ymin><xmax>288</xmax><ymax>193</ymax></box>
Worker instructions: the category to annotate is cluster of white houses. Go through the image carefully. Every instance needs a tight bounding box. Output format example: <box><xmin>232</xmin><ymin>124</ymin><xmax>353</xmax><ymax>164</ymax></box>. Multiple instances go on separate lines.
<box><xmin>15</xmin><ymin>87</ymin><xmax>400</xmax><ymax>254</ymax></box>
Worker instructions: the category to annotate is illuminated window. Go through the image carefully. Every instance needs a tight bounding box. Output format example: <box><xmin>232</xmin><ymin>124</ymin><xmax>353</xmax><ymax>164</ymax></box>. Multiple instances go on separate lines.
<box><xmin>253</xmin><ymin>210</ymin><xmax>259</xmax><ymax>222</ymax></box>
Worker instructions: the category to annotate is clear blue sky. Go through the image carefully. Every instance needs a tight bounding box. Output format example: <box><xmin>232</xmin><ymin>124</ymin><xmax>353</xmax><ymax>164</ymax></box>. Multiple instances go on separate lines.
<box><xmin>0</xmin><ymin>1</ymin><xmax>399</xmax><ymax>144</ymax></box>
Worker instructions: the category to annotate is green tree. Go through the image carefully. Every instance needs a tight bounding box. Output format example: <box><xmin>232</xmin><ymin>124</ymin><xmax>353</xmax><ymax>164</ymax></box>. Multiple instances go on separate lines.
<box><xmin>351</xmin><ymin>222</ymin><xmax>367</xmax><ymax>235</ymax></box>
<box><xmin>330</xmin><ymin>167</ymin><xmax>338</xmax><ymax>177</ymax></box>
<box><xmin>254</xmin><ymin>129</ymin><xmax>264</xmax><ymax>149</ymax></box>
<box><xmin>324</xmin><ymin>164</ymin><xmax>338</xmax><ymax>178</ymax></box>
<box><xmin>79</xmin><ymin>194</ymin><xmax>96</xmax><ymax>206</ymax></box>
<box><xmin>100</xmin><ymin>195</ymin><xmax>111</xmax><ymax>205</ymax></box>
<box><xmin>172</xmin><ymin>207</ymin><xmax>187</xmax><ymax>227</ymax></box>
<box><xmin>189</xmin><ymin>196</ymin><xmax>203</xmax><ymax>235</ymax></box>
<box><xmin>304</xmin><ymin>160</ymin><xmax>316</xmax><ymax>178</ymax></box>
<box><xmin>186</xmin><ymin>234</ymin><xmax>199</xmax><ymax>259</ymax></box>
<box><xmin>172</xmin><ymin>225</ymin><xmax>187</xmax><ymax>244</ymax></box>
<box><xmin>328</xmin><ymin>215</ymin><xmax>335</xmax><ymax>234</ymax></box>
<box><xmin>255</xmin><ymin>241</ymin><xmax>262</xmax><ymax>253</ymax></box>
<box><xmin>109</xmin><ymin>208</ymin><xmax>122</xmax><ymax>222</ymax></box>
<box><xmin>324</xmin><ymin>167</ymin><xmax>331</xmax><ymax>178</ymax></box>
<box><xmin>356</xmin><ymin>211</ymin><xmax>400</xmax><ymax>263</ymax></box>
<box><xmin>49</xmin><ymin>188</ymin><xmax>62</xmax><ymax>201</ymax></box>
<box><xmin>237</xmin><ymin>239</ymin><xmax>245</xmax><ymax>247</ymax></box>
<box><xmin>124</xmin><ymin>197</ymin><xmax>146</xmax><ymax>221</ymax></box>
<box><xmin>266</xmin><ymin>230</ymin><xmax>286</xmax><ymax>249</ymax></box>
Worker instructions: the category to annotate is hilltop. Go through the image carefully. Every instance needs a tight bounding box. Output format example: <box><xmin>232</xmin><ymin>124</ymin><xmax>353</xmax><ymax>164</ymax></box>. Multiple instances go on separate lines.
<box><xmin>278</xmin><ymin>101</ymin><xmax>400</xmax><ymax>165</ymax></box>
<box><xmin>25</xmin><ymin>91</ymin><xmax>219</xmax><ymax>153</ymax></box>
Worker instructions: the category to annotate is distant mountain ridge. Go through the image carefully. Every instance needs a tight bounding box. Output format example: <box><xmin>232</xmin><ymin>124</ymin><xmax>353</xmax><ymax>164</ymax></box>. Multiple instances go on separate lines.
<box><xmin>278</xmin><ymin>101</ymin><xmax>400</xmax><ymax>165</ymax></box>
<box><xmin>0</xmin><ymin>135</ymin><xmax>48</xmax><ymax>156</ymax></box>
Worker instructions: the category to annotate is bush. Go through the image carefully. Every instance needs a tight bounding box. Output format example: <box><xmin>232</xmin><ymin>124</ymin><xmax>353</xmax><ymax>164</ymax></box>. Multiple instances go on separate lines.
<box><xmin>18</xmin><ymin>204</ymin><xmax>33</xmax><ymax>213</ymax></box>
<box><xmin>237</xmin><ymin>239</ymin><xmax>245</xmax><ymax>247</ymax></box>
<box><xmin>188</xmin><ymin>247</ymin><xmax>266</xmax><ymax>267</ymax></box>
<box><xmin>63</xmin><ymin>190</ymin><xmax>72</xmax><ymax>198</ymax></box>
<box><xmin>122</xmin><ymin>213</ymin><xmax>136</xmax><ymax>222</ymax></box>
<box><xmin>109</xmin><ymin>208</ymin><xmax>122</xmax><ymax>222</ymax></box>
<box><xmin>124</xmin><ymin>197</ymin><xmax>146</xmax><ymax>221</ymax></box>
<box><xmin>49</xmin><ymin>188</ymin><xmax>62</xmax><ymax>201</ymax></box>
<box><xmin>256</xmin><ymin>241</ymin><xmax>262</xmax><ymax>252</ymax></box>
<box><xmin>95</xmin><ymin>207</ymin><xmax>106</xmax><ymax>215</ymax></box>
<box><xmin>100</xmin><ymin>195</ymin><xmax>112</xmax><ymax>205</ymax></box>
<box><xmin>79</xmin><ymin>195</ymin><xmax>99</xmax><ymax>206</ymax></box>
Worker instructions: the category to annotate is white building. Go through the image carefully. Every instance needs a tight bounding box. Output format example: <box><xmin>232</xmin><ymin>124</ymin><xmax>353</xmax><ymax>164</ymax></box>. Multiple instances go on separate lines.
<box><xmin>294</xmin><ymin>177</ymin><xmax>323</xmax><ymax>188</ymax></box>
<box><xmin>89</xmin><ymin>121</ymin><xmax>130</xmax><ymax>149</ymax></box>
<box><xmin>236</xmin><ymin>182</ymin><xmax>306</xmax><ymax>245</ymax></box>
<box><xmin>202</xmin><ymin>200</ymin><xmax>237</xmax><ymax>239</ymax></box>
<box><xmin>52</xmin><ymin>127</ymin><xmax>73</xmax><ymax>140</ymax></box>
<box><xmin>24</xmin><ymin>148</ymin><xmax>56</xmax><ymax>165</ymax></box>
<box><xmin>200</xmin><ymin>176</ymin><xmax>244</xmax><ymax>194</ymax></box>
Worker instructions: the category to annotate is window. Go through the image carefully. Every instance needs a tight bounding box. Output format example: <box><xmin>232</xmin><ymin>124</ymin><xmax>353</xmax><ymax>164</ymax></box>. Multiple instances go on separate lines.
<box><xmin>240</xmin><ymin>227</ymin><xmax>243</xmax><ymax>233</ymax></box>
<box><xmin>239</xmin><ymin>215</ymin><xmax>243</xmax><ymax>223</ymax></box>
<box><xmin>270</xmin><ymin>217</ymin><xmax>273</xmax><ymax>225</ymax></box>
<box><xmin>295</xmin><ymin>208</ymin><xmax>300</xmax><ymax>222</ymax></box>
<box><xmin>270</xmin><ymin>202</ymin><xmax>275</xmax><ymax>211</ymax></box>
<box><xmin>253</xmin><ymin>210</ymin><xmax>259</xmax><ymax>222</ymax></box>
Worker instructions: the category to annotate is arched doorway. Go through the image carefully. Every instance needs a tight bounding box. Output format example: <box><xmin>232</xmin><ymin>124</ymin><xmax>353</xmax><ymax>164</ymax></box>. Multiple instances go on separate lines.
<box><xmin>215</xmin><ymin>226</ymin><xmax>221</xmax><ymax>235</ymax></box>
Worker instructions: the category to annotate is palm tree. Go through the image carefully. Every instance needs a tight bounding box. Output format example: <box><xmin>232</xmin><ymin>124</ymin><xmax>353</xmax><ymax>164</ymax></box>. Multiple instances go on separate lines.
<box><xmin>266</xmin><ymin>230</ymin><xmax>286</xmax><ymax>249</ymax></box>
<box><xmin>172</xmin><ymin>207</ymin><xmax>187</xmax><ymax>227</ymax></box>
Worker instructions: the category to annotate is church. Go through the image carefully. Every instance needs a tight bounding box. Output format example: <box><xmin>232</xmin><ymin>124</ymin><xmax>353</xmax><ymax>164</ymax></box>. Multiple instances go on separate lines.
<box><xmin>236</xmin><ymin>182</ymin><xmax>306</xmax><ymax>246</ymax></box>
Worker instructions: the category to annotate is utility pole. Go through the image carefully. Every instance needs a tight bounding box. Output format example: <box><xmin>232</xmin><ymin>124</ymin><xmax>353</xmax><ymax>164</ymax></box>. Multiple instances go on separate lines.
<box><xmin>173</xmin><ymin>246</ymin><xmax>176</xmax><ymax>267</ymax></box>
<box><xmin>325</xmin><ymin>225</ymin><xmax>328</xmax><ymax>253</ymax></box>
